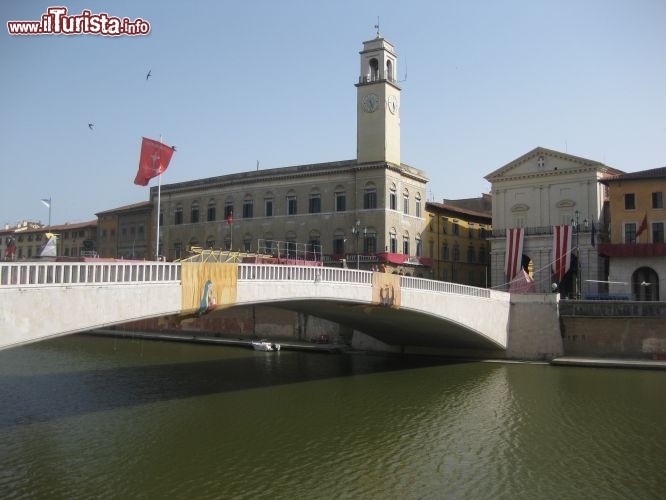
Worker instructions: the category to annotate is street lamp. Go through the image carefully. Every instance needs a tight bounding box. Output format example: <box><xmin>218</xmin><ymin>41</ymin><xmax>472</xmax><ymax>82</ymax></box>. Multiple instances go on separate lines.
<box><xmin>351</xmin><ymin>220</ymin><xmax>365</xmax><ymax>270</ymax></box>
<box><xmin>571</xmin><ymin>210</ymin><xmax>588</xmax><ymax>299</ymax></box>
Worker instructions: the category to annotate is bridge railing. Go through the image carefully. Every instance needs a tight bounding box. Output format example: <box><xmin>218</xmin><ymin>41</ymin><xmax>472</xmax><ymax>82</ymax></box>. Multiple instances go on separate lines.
<box><xmin>0</xmin><ymin>261</ymin><xmax>181</xmax><ymax>288</ymax></box>
<box><xmin>400</xmin><ymin>275</ymin><xmax>492</xmax><ymax>298</ymax></box>
<box><xmin>237</xmin><ymin>263</ymin><xmax>372</xmax><ymax>284</ymax></box>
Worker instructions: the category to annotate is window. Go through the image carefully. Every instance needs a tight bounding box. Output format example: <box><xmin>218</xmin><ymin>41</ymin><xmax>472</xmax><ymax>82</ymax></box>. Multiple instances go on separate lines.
<box><xmin>332</xmin><ymin>235</ymin><xmax>345</xmax><ymax>255</ymax></box>
<box><xmin>479</xmin><ymin>245</ymin><xmax>486</xmax><ymax>264</ymax></box>
<box><xmin>625</xmin><ymin>193</ymin><xmax>636</xmax><ymax>210</ymax></box>
<box><xmin>390</xmin><ymin>188</ymin><xmax>397</xmax><ymax>210</ymax></box>
<box><xmin>390</xmin><ymin>230</ymin><xmax>397</xmax><ymax>253</ymax></box>
<box><xmin>173</xmin><ymin>242</ymin><xmax>183</xmax><ymax>260</ymax></box>
<box><xmin>287</xmin><ymin>196</ymin><xmax>297</xmax><ymax>215</ymax></box>
<box><xmin>335</xmin><ymin>191</ymin><xmax>346</xmax><ymax>212</ymax></box>
<box><xmin>121</xmin><ymin>227</ymin><xmax>127</xmax><ymax>241</ymax></box>
<box><xmin>442</xmin><ymin>219</ymin><xmax>448</xmax><ymax>234</ymax></box>
<box><xmin>453</xmin><ymin>222</ymin><xmax>459</xmax><ymax>235</ymax></box>
<box><xmin>265</xmin><ymin>198</ymin><xmax>273</xmax><ymax>217</ymax></box>
<box><xmin>243</xmin><ymin>199</ymin><xmax>253</xmax><ymax>218</ymax></box>
<box><xmin>441</xmin><ymin>243</ymin><xmax>449</xmax><ymax>261</ymax></box>
<box><xmin>415</xmin><ymin>196</ymin><xmax>422</xmax><ymax>218</ymax></box>
<box><xmin>190</xmin><ymin>203</ymin><xmax>199</xmax><ymax>223</ymax></box>
<box><xmin>467</xmin><ymin>245</ymin><xmax>476</xmax><ymax>263</ymax></box>
<box><xmin>243</xmin><ymin>235</ymin><xmax>252</xmax><ymax>252</ymax></box>
<box><xmin>403</xmin><ymin>192</ymin><xmax>409</xmax><ymax>214</ymax></box>
<box><xmin>138</xmin><ymin>225</ymin><xmax>145</xmax><ymax>240</ymax></box>
<box><xmin>402</xmin><ymin>234</ymin><xmax>409</xmax><ymax>255</ymax></box>
<box><xmin>309</xmin><ymin>195</ymin><xmax>321</xmax><ymax>214</ymax></box>
<box><xmin>452</xmin><ymin>244</ymin><xmax>460</xmax><ymax>261</ymax></box>
<box><xmin>174</xmin><ymin>206</ymin><xmax>183</xmax><ymax>225</ymax></box>
<box><xmin>468</xmin><ymin>224</ymin><xmax>474</xmax><ymax>239</ymax></box>
<box><xmin>206</xmin><ymin>236</ymin><xmax>215</xmax><ymax>249</ymax></box>
<box><xmin>653</xmin><ymin>192</ymin><xmax>664</xmax><ymax>209</ymax></box>
<box><xmin>207</xmin><ymin>201</ymin><xmax>216</xmax><ymax>222</ymax></box>
<box><xmin>653</xmin><ymin>222</ymin><xmax>664</xmax><ymax>243</ymax></box>
<box><xmin>624</xmin><ymin>223</ymin><xmax>637</xmax><ymax>244</ymax></box>
<box><xmin>224</xmin><ymin>203</ymin><xmax>233</xmax><ymax>219</ymax></box>
<box><xmin>159</xmin><ymin>211</ymin><xmax>164</xmax><ymax>226</ymax></box>
<box><xmin>364</xmin><ymin>188</ymin><xmax>377</xmax><ymax>209</ymax></box>
<box><xmin>415</xmin><ymin>236</ymin><xmax>422</xmax><ymax>256</ymax></box>
<box><xmin>364</xmin><ymin>229</ymin><xmax>377</xmax><ymax>253</ymax></box>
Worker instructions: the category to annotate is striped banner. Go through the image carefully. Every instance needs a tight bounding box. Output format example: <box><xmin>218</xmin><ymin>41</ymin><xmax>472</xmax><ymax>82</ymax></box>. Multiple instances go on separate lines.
<box><xmin>552</xmin><ymin>225</ymin><xmax>572</xmax><ymax>280</ymax></box>
<box><xmin>504</xmin><ymin>227</ymin><xmax>524</xmax><ymax>281</ymax></box>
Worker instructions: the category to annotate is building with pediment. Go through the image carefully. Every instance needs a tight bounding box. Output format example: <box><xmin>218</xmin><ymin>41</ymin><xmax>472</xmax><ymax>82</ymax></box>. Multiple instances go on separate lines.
<box><xmin>485</xmin><ymin>147</ymin><xmax>623</xmax><ymax>296</ymax></box>
<box><xmin>151</xmin><ymin>34</ymin><xmax>429</xmax><ymax>269</ymax></box>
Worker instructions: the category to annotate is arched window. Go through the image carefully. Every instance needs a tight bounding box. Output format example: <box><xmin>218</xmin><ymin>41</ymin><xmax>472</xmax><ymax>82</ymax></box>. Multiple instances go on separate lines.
<box><xmin>441</xmin><ymin>242</ymin><xmax>449</xmax><ymax>261</ymax></box>
<box><xmin>389</xmin><ymin>183</ymin><xmax>397</xmax><ymax>210</ymax></box>
<box><xmin>243</xmin><ymin>194</ymin><xmax>253</xmax><ymax>219</ymax></box>
<box><xmin>403</xmin><ymin>189</ymin><xmax>409</xmax><ymax>214</ymax></box>
<box><xmin>309</xmin><ymin>188</ymin><xmax>321</xmax><ymax>214</ymax></box>
<box><xmin>369</xmin><ymin>58</ymin><xmax>379</xmax><ymax>80</ymax></box>
<box><xmin>364</xmin><ymin>183</ymin><xmax>377</xmax><ymax>209</ymax></box>
<box><xmin>402</xmin><ymin>231</ymin><xmax>410</xmax><ymax>255</ymax></box>
<box><xmin>386</xmin><ymin>60</ymin><xmax>393</xmax><ymax>81</ymax></box>
<box><xmin>243</xmin><ymin>233</ymin><xmax>252</xmax><ymax>252</ymax></box>
<box><xmin>207</xmin><ymin>199</ymin><xmax>216</xmax><ymax>222</ymax></box>
<box><xmin>467</xmin><ymin>245</ymin><xmax>476</xmax><ymax>263</ymax></box>
<box><xmin>190</xmin><ymin>201</ymin><xmax>199</xmax><ymax>223</ymax></box>
<box><xmin>452</xmin><ymin>244</ymin><xmax>460</xmax><ymax>262</ymax></box>
<box><xmin>334</xmin><ymin>187</ymin><xmax>346</xmax><ymax>212</ymax></box>
<box><xmin>389</xmin><ymin>228</ymin><xmax>397</xmax><ymax>253</ymax></box>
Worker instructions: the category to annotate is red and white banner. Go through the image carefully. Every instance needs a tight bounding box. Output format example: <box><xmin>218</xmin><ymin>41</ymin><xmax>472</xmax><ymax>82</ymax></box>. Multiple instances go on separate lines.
<box><xmin>552</xmin><ymin>224</ymin><xmax>572</xmax><ymax>280</ymax></box>
<box><xmin>505</xmin><ymin>227</ymin><xmax>524</xmax><ymax>280</ymax></box>
<box><xmin>134</xmin><ymin>137</ymin><xmax>175</xmax><ymax>186</ymax></box>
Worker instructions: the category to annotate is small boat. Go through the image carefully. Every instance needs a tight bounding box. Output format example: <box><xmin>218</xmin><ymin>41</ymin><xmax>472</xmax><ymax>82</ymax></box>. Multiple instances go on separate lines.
<box><xmin>251</xmin><ymin>340</ymin><xmax>281</xmax><ymax>352</ymax></box>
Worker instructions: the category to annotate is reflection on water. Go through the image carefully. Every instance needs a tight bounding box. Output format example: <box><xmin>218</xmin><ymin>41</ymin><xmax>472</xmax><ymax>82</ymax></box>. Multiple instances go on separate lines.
<box><xmin>0</xmin><ymin>335</ymin><xmax>664</xmax><ymax>499</ymax></box>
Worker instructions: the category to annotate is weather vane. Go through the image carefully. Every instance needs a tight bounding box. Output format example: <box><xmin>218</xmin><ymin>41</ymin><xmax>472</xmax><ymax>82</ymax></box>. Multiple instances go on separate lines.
<box><xmin>374</xmin><ymin>17</ymin><xmax>380</xmax><ymax>37</ymax></box>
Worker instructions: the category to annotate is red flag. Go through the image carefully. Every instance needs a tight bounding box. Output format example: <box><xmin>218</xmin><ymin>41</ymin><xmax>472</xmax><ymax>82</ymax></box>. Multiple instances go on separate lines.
<box><xmin>226</xmin><ymin>212</ymin><xmax>233</xmax><ymax>225</ymax></box>
<box><xmin>504</xmin><ymin>227</ymin><xmax>524</xmax><ymax>281</ymax></box>
<box><xmin>636</xmin><ymin>213</ymin><xmax>648</xmax><ymax>239</ymax></box>
<box><xmin>552</xmin><ymin>224</ymin><xmax>572</xmax><ymax>280</ymax></box>
<box><xmin>134</xmin><ymin>137</ymin><xmax>175</xmax><ymax>186</ymax></box>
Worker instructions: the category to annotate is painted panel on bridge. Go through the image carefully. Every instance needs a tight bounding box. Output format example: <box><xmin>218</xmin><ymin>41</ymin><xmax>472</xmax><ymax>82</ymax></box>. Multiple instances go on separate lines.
<box><xmin>372</xmin><ymin>273</ymin><xmax>401</xmax><ymax>308</ymax></box>
<box><xmin>181</xmin><ymin>263</ymin><xmax>238</xmax><ymax>316</ymax></box>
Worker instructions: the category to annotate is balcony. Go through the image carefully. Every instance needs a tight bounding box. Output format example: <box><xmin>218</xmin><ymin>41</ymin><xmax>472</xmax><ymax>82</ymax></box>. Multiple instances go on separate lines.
<box><xmin>596</xmin><ymin>243</ymin><xmax>666</xmax><ymax>258</ymax></box>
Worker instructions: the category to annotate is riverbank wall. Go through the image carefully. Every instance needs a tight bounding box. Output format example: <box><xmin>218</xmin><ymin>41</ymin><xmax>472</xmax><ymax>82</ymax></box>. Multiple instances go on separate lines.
<box><xmin>558</xmin><ymin>300</ymin><xmax>666</xmax><ymax>359</ymax></box>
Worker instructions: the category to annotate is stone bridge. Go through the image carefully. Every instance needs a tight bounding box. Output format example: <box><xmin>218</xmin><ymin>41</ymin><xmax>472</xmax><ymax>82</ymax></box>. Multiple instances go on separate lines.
<box><xmin>0</xmin><ymin>261</ymin><xmax>525</xmax><ymax>354</ymax></box>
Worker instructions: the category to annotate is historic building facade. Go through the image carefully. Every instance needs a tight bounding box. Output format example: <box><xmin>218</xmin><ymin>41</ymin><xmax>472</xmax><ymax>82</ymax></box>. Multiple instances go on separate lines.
<box><xmin>485</xmin><ymin>147</ymin><xmax>623</xmax><ymax>295</ymax></box>
<box><xmin>598</xmin><ymin>167</ymin><xmax>666</xmax><ymax>300</ymax></box>
<box><xmin>3</xmin><ymin>220</ymin><xmax>97</xmax><ymax>260</ymax></box>
<box><xmin>425</xmin><ymin>200</ymin><xmax>491</xmax><ymax>287</ymax></box>
<box><xmin>96</xmin><ymin>201</ymin><xmax>153</xmax><ymax>260</ymax></box>
<box><xmin>152</xmin><ymin>34</ymin><xmax>428</xmax><ymax>264</ymax></box>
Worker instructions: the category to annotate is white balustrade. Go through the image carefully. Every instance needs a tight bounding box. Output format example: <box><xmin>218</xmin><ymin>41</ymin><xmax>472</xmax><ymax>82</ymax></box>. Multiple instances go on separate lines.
<box><xmin>0</xmin><ymin>262</ymin><xmax>181</xmax><ymax>288</ymax></box>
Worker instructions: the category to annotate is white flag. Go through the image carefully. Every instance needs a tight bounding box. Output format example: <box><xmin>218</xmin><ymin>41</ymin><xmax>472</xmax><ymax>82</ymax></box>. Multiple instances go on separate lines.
<box><xmin>40</xmin><ymin>198</ymin><xmax>51</xmax><ymax>208</ymax></box>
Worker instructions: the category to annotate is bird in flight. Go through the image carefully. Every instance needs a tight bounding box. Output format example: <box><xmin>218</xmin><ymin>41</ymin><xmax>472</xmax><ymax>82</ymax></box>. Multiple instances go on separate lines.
<box><xmin>146</xmin><ymin>69</ymin><xmax>152</xmax><ymax>81</ymax></box>
<box><xmin>88</xmin><ymin>123</ymin><xmax>94</xmax><ymax>130</ymax></box>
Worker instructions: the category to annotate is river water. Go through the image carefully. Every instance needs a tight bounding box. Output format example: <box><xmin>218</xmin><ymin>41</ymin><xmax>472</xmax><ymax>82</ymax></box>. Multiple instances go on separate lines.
<box><xmin>1</xmin><ymin>334</ymin><xmax>664</xmax><ymax>500</ymax></box>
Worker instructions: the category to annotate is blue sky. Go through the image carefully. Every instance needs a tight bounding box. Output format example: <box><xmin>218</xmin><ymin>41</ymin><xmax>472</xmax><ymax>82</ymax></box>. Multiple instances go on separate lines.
<box><xmin>2</xmin><ymin>0</ymin><xmax>665</xmax><ymax>226</ymax></box>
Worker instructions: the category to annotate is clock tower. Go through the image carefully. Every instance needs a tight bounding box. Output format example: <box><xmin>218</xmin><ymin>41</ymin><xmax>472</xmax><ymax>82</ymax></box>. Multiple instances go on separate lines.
<box><xmin>356</xmin><ymin>33</ymin><xmax>401</xmax><ymax>165</ymax></box>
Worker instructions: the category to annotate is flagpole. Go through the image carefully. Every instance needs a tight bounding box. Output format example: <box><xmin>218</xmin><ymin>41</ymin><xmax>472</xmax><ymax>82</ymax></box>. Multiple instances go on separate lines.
<box><xmin>48</xmin><ymin>197</ymin><xmax>52</xmax><ymax>227</ymax></box>
<box><xmin>155</xmin><ymin>136</ymin><xmax>163</xmax><ymax>260</ymax></box>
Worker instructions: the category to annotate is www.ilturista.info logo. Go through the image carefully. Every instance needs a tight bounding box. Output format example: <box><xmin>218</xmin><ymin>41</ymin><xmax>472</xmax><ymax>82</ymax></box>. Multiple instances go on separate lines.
<box><xmin>7</xmin><ymin>7</ymin><xmax>150</xmax><ymax>36</ymax></box>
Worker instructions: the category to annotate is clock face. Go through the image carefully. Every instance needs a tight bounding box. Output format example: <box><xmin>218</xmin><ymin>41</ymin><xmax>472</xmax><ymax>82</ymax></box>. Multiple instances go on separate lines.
<box><xmin>387</xmin><ymin>95</ymin><xmax>398</xmax><ymax>114</ymax></box>
<box><xmin>362</xmin><ymin>93</ymin><xmax>380</xmax><ymax>113</ymax></box>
